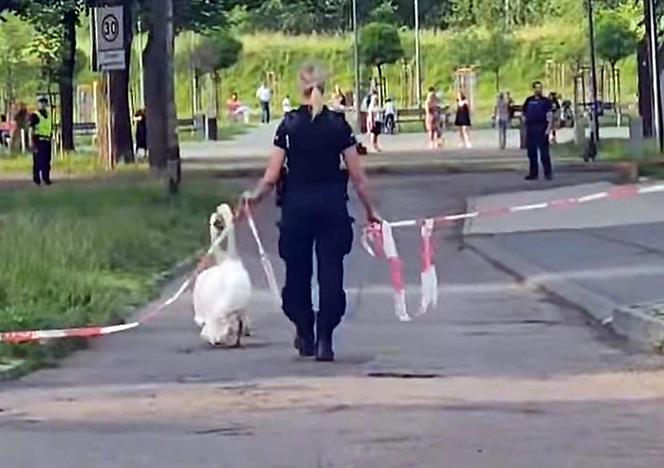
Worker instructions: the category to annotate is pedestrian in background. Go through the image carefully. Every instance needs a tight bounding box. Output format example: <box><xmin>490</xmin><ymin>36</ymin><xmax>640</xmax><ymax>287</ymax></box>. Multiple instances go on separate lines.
<box><xmin>239</xmin><ymin>62</ymin><xmax>380</xmax><ymax>362</ymax></box>
<box><xmin>367</xmin><ymin>92</ymin><xmax>383</xmax><ymax>152</ymax></box>
<box><xmin>28</xmin><ymin>96</ymin><xmax>53</xmax><ymax>186</ymax></box>
<box><xmin>282</xmin><ymin>95</ymin><xmax>293</xmax><ymax>116</ymax></box>
<box><xmin>425</xmin><ymin>87</ymin><xmax>441</xmax><ymax>149</ymax></box>
<box><xmin>523</xmin><ymin>81</ymin><xmax>553</xmax><ymax>181</ymax></box>
<box><xmin>548</xmin><ymin>92</ymin><xmax>561</xmax><ymax>143</ymax></box>
<box><xmin>383</xmin><ymin>97</ymin><xmax>396</xmax><ymax>135</ymax></box>
<box><xmin>496</xmin><ymin>92</ymin><xmax>510</xmax><ymax>150</ymax></box>
<box><xmin>256</xmin><ymin>81</ymin><xmax>272</xmax><ymax>124</ymax></box>
<box><xmin>134</xmin><ymin>109</ymin><xmax>147</xmax><ymax>160</ymax></box>
<box><xmin>455</xmin><ymin>91</ymin><xmax>472</xmax><ymax>149</ymax></box>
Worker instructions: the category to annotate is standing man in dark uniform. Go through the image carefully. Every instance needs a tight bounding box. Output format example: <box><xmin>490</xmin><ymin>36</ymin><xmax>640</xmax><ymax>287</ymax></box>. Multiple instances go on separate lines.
<box><xmin>522</xmin><ymin>81</ymin><xmax>553</xmax><ymax>181</ymax></box>
<box><xmin>29</xmin><ymin>96</ymin><xmax>53</xmax><ymax>186</ymax></box>
<box><xmin>238</xmin><ymin>63</ymin><xmax>379</xmax><ymax>362</ymax></box>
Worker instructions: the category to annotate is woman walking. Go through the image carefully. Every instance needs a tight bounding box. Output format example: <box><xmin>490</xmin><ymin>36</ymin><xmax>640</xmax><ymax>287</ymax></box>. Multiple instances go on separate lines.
<box><xmin>425</xmin><ymin>87</ymin><xmax>441</xmax><ymax>149</ymax></box>
<box><xmin>366</xmin><ymin>92</ymin><xmax>383</xmax><ymax>152</ymax></box>
<box><xmin>496</xmin><ymin>92</ymin><xmax>510</xmax><ymax>150</ymax></box>
<box><xmin>454</xmin><ymin>91</ymin><xmax>472</xmax><ymax>149</ymax></box>
<box><xmin>239</xmin><ymin>63</ymin><xmax>380</xmax><ymax>361</ymax></box>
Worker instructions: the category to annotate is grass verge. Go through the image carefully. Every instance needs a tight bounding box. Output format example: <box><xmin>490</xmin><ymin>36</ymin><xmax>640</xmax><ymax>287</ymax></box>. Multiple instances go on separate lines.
<box><xmin>0</xmin><ymin>175</ymin><xmax>235</xmax><ymax>371</ymax></box>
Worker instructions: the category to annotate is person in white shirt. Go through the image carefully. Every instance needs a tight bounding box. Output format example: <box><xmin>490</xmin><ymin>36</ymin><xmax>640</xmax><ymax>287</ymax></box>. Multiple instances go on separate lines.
<box><xmin>282</xmin><ymin>95</ymin><xmax>292</xmax><ymax>115</ymax></box>
<box><xmin>366</xmin><ymin>93</ymin><xmax>383</xmax><ymax>152</ymax></box>
<box><xmin>256</xmin><ymin>82</ymin><xmax>272</xmax><ymax>123</ymax></box>
<box><xmin>384</xmin><ymin>98</ymin><xmax>396</xmax><ymax>134</ymax></box>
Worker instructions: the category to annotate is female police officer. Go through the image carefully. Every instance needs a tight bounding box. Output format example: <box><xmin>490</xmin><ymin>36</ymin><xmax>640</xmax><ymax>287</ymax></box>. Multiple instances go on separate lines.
<box><xmin>240</xmin><ymin>63</ymin><xmax>379</xmax><ymax>362</ymax></box>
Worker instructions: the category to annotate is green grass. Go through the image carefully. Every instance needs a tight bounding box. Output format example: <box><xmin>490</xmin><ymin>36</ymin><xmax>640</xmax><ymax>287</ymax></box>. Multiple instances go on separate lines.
<box><xmin>0</xmin><ymin>151</ymin><xmax>149</xmax><ymax>176</ymax></box>
<box><xmin>552</xmin><ymin>137</ymin><xmax>662</xmax><ymax>162</ymax></box>
<box><xmin>0</xmin><ymin>176</ymin><xmax>235</xmax><ymax>369</ymax></box>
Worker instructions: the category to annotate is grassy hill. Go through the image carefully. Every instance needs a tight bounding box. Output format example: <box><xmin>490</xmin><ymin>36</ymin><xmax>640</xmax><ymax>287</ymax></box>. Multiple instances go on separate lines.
<box><xmin>0</xmin><ymin>15</ymin><xmax>638</xmax><ymax>123</ymax></box>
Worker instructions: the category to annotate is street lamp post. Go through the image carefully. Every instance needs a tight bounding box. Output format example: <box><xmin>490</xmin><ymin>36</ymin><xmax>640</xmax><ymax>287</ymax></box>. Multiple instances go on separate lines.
<box><xmin>586</xmin><ymin>0</ymin><xmax>600</xmax><ymax>145</ymax></box>
<box><xmin>414</xmin><ymin>0</ymin><xmax>422</xmax><ymax>107</ymax></box>
<box><xmin>352</xmin><ymin>0</ymin><xmax>362</xmax><ymax>132</ymax></box>
<box><xmin>644</xmin><ymin>0</ymin><xmax>663</xmax><ymax>151</ymax></box>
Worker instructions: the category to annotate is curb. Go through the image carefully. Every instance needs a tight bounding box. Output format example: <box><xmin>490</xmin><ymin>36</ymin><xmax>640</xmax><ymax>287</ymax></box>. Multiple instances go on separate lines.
<box><xmin>0</xmin><ymin>359</ymin><xmax>30</xmax><ymax>382</ymax></box>
<box><xmin>613</xmin><ymin>303</ymin><xmax>664</xmax><ymax>352</ymax></box>
<box><xmin>183</xmin><ymin>159</ymin><xmax>619</xmax><ymax>179</ymax></box>
<box><xmin>464</xmin><ymin>237</ymin><xmax>618</xmax><ymax>324</ymax></box>
<box><xmin>465</xmin><ymin>236</ymin><xmax>664</xmax><ymax>352</ymax></box>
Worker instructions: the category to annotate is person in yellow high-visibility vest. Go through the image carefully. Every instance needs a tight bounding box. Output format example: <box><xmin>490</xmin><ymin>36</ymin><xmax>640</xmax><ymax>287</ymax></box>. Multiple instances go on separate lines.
<box><xmin>29</xmin><ymin>96</ymin><xmax>53</xmax><ymax>186</ymax></box>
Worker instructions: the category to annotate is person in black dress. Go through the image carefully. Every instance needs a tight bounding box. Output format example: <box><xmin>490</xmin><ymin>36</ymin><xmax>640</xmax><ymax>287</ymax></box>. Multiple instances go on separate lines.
<box><xmin>239</xmin><ymin>63</ymin><xmax>380</xmax><ymax>362</ymax></box>
<box><xmin>134</xmin><ymin>109</ymin><xmax>147</xmax><ymax>160</ymax></box>
<box><xmin>454</xmin><ymin>91</ymin><xmax>472</xmax><ymax>148</ymax></box>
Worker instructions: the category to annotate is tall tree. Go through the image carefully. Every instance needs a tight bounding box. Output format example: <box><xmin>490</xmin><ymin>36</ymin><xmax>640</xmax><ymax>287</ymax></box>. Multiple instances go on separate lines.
<box><xmin>595</xmin><ymin>9</ymin><xmax>638</xmax><ymax>104</ymax></box>
<box><xmin>17</xmin><ymin>0</ymin><xmax>89</xmax><ymax>152</ymax></box>
<box><xmin>479</xmin><ymin>29</ymin><xmax>517</xmax><ymax>92</ymax></box>
<box><xmin>192</xmin><ymin>30</ymin><xmax>242</xmax><ymax>119</ymax></box>
<box><xmin>360</xmin><ymin>22</ymin><xmax>404</xmax><ymax>101</ymax></box>
<box><xmin>143</xmin><ymin>0</ymin><xmax>180</xmax><ymax>192</ymax></box>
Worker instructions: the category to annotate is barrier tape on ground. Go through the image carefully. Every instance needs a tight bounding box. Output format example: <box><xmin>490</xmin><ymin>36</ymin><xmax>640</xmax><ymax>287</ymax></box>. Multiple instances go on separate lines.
<box><xmin>4</xmin><ymin>182</ymin><xmax>664</xmax><ymax>343</ymax></box>
<box><xmin>363</xmin><ymin>181</ymin><xmax>664</xmax><ymax>320</ymax></box>
<box><xmin>0</xmin><ymin>206</ymin><xmax>277</xmax><ymax>345</ymax></box>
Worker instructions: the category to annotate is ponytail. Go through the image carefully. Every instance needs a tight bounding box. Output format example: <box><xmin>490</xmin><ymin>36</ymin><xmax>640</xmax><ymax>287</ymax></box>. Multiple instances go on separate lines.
<box><xmin>310</xmin><ymin>86</ymin><xmax>324</xmax><ymax>120</ymax></box>
<box><xmin>298</xmin><ymin>62</ymin><xmax>327</xmax><ymax>121</ymax></box>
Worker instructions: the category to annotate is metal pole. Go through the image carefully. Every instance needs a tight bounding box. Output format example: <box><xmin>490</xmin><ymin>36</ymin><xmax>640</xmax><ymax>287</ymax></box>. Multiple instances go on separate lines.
<box><xmin>644</xmin><ymin>0</ymin><xmax>663</xmax><ymax>151</ymax></box>
<box><xmin>414</xmin><ymin>0</ymin><xmax>422</xmax><ymax>107</ymax></box>
<box><xmin>352</xmin><ymin>0</ymin><xmax>362</xmax><ymax>132</ymax></box>
<box><xmin>137</xmin><ymin>19</ymin><xmax>145</xmax><ymax>109</ymax></box>
<box><xmin>587</xmin><ymin>0</ymin><xmax>600</xmax><ymax>143</ymax></box>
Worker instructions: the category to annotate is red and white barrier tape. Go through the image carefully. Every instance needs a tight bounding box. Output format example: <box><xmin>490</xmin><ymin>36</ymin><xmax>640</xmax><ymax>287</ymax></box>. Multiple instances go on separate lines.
<box><xmin>363</xmin><ymin>181</ymin><xmax>664</xmax><ymax>320</ymax></box>
<box><xmin>0</xmin><ymin>206</ymin><xmax>277</xmax><ymax>344</ymax></box>
<box><xmin>244</xmin><ymin>205</ymin><xmax>281</xmax><ymax>304</ymax></box>
<box><xmin>388</xmin><ymin>182</ymin><xmax>664</xmax><ymax>228</ymax></box>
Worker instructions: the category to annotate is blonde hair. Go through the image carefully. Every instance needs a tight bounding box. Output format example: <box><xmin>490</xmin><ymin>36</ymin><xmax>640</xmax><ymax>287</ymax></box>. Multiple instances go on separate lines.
<box><xmin>299</xmin><ymin>63</ymin><xmax>327</xmax><ymax>120</ymax></box>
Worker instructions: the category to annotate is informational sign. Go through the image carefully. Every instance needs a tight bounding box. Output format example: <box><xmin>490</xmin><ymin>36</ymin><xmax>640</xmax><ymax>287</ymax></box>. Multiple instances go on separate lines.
<box><xmin>93</xmin><ymin>6</ymin><xmax>125</xmax><ymax>71</ymax></box>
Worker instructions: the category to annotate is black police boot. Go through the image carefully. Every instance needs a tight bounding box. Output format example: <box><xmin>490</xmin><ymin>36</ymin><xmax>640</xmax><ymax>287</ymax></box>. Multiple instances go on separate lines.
<box><xmin>293</xmin><ymin>326</ymin><xmax>315</xmax><ymax>357</ymax></box>
<box><xmin>315</xmin><ymin>329</ymin><xmax>334</xmax><ymax>362</ymax></box>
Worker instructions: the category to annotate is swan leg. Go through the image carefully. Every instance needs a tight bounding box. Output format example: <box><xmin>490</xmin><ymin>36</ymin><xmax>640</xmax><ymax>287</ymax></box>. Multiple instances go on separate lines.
<box><xmin>234</xmin><ymin>318</ymin><xmax>243</xmax><ymax>348</ymax></box>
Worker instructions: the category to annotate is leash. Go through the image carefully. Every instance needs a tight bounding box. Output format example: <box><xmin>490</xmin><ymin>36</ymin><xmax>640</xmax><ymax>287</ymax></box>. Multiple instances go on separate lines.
<box><xmin>244</xmin><ymin>203</ymin><xmax>282</xmax><ymax>305</ymax></box>
<box><xmin>0</xmin><ymin>204</ymin><xmax>269</xmax><ymax>344</ymax></box>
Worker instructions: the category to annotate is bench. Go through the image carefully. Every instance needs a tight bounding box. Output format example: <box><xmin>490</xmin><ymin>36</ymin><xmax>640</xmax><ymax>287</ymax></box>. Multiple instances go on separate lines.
<box><xmin>395</xmin><ymin>106</ymin><xmax>452</xmax><ymax>133</ymax></box>
<box><xmin>72</xmin><ymin>118</ymin><xmax>202</xmax><ymax>136</ymax></box>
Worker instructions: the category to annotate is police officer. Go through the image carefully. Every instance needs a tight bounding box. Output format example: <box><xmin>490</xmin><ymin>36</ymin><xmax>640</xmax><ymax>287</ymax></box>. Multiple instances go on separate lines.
<box><xmin>29</xmin><ymin>96</ymin><xmax>53</xmax><ymax>186</ymax></box>
<box><xmin>522</xmin><ymin>81</ymin><xmax>553</xmax><ymax>181</ymax></box>
<box><xmin>240</xmin><ymin>63</ymin><xmax>379</xmax><ymax>362</ymax></box>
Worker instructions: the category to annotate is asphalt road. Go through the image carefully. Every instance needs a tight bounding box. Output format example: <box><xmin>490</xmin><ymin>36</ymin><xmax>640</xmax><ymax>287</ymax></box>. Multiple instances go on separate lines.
<box><xmin>2</xmin><ymin>171</ymin><xmax>664</xmax><ymax>468</ymax></box>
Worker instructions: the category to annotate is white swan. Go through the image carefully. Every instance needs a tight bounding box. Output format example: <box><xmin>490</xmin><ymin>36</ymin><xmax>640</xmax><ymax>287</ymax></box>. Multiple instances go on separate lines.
<box><xmin>193</xmin><ymin>203</ymin><xmax>252</xmax><ymax>346</ymax></box>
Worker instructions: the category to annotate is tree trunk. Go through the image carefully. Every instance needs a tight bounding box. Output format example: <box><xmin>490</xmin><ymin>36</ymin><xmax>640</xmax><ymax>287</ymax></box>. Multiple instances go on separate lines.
<box><xmin>377</xmin><ymin>64</ymin><xmax>384</xmax><ymax>105</ymax></box>
<box><xmin>59</xmin><ymin>9</ymin><xmax>77</xmax><ymax>152</ymax></box>
<box><xmin>213</xmin><ymin>71</ymin><xmax>220</xmax><ymax>121</ymax></box>
<box><xmin>495</xmin><ymin>69</ymin><xmax>500</xmax><ymax>93</ymax></box>
<box><xmin>637</xmin><ymin>38</ymin><xmax>653</xmax><ymax>137</ymax></box>
<box><xmin>109</xmin><ymin>0</ymin><xmax>134</xmax><ymax>163</ymax></box>
<box><xmin>144</xmin><ymin>0</ymin><xmax>180</xmax><ymax>193</ymax></box>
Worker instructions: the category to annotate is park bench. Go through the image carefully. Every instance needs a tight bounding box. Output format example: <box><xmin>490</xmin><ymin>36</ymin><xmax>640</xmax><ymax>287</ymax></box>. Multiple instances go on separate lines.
<box><xmin>72</xmin><ymin>118</ymin><xmax>201</xmax><ymax>136</ymax></box>
<box><xmin>395</xmin><ymin>106</ymin><xmax>452</xmax><ymax>133</ymax></box>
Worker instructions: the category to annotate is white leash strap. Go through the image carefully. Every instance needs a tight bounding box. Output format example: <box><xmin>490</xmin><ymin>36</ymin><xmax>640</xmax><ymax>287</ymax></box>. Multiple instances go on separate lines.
<box><xmin>418</xmin><ymin>218</ymin><xmax>437</xmax><ymax>317</ymax></box>
<box><xmin>245</xmin><ymin>205</ymin><xmax>281</xmax><ymax>305</ymax></box>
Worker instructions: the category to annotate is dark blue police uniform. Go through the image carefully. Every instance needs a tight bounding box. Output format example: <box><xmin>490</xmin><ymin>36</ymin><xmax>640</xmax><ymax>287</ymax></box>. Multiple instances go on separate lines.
<box><xmin>273</xmin><ymin>105</ymin><xmax>356</xmax><ymax>355</ymax></box>
<box><xmin>523</xmin><ymin>95</ymin><xmax>553</xmax><ymax>180</ymax></box>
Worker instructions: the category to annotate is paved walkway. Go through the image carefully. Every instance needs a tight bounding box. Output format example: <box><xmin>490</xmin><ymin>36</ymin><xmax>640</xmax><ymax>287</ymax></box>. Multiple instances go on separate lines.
<box><xmin>464</xmin><ymin>180</ymin><xmax>664</xmax><ymax>341</ymax></box>
<box><xmin>180</xmin><ymin>123</ymin><xmax>629</xmax><ymax>161</ymax></box>
<box><xmin>3</xmin><ymin>172</ymin><xmax>664</xmax><ymax>467</ymax></box>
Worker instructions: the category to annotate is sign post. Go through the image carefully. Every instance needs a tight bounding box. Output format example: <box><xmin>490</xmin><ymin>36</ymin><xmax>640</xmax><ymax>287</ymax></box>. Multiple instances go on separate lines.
<box><xmin>92</xmin><ymin>5</ymin><xmax>125</xmax><ymax>169</ymax></box>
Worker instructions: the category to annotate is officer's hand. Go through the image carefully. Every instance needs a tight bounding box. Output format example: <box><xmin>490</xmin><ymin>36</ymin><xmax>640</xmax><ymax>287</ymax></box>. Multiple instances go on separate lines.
<box><xmin>235</xmin><ymin>190</ymin><xmax>259</xmax><ymax>222</ymax></box>
<box><xmin>367</xmin><ymin>208</ymin><xmax>383</xmax><ymax>225</ymax></box>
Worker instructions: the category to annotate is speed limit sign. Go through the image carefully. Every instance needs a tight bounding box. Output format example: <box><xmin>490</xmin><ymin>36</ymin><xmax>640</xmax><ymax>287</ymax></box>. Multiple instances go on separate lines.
<box><xmin>94</xmin><ymin>6</ymin><xmax>124</xmax><ymax>71</ymax></box>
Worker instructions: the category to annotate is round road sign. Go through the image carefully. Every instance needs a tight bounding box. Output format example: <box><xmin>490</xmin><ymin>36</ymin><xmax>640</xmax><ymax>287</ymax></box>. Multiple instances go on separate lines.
<box><xmin>101</xmin><ymin>14</ymin><xmax>120</xmax><ymax>43</ymax></box>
